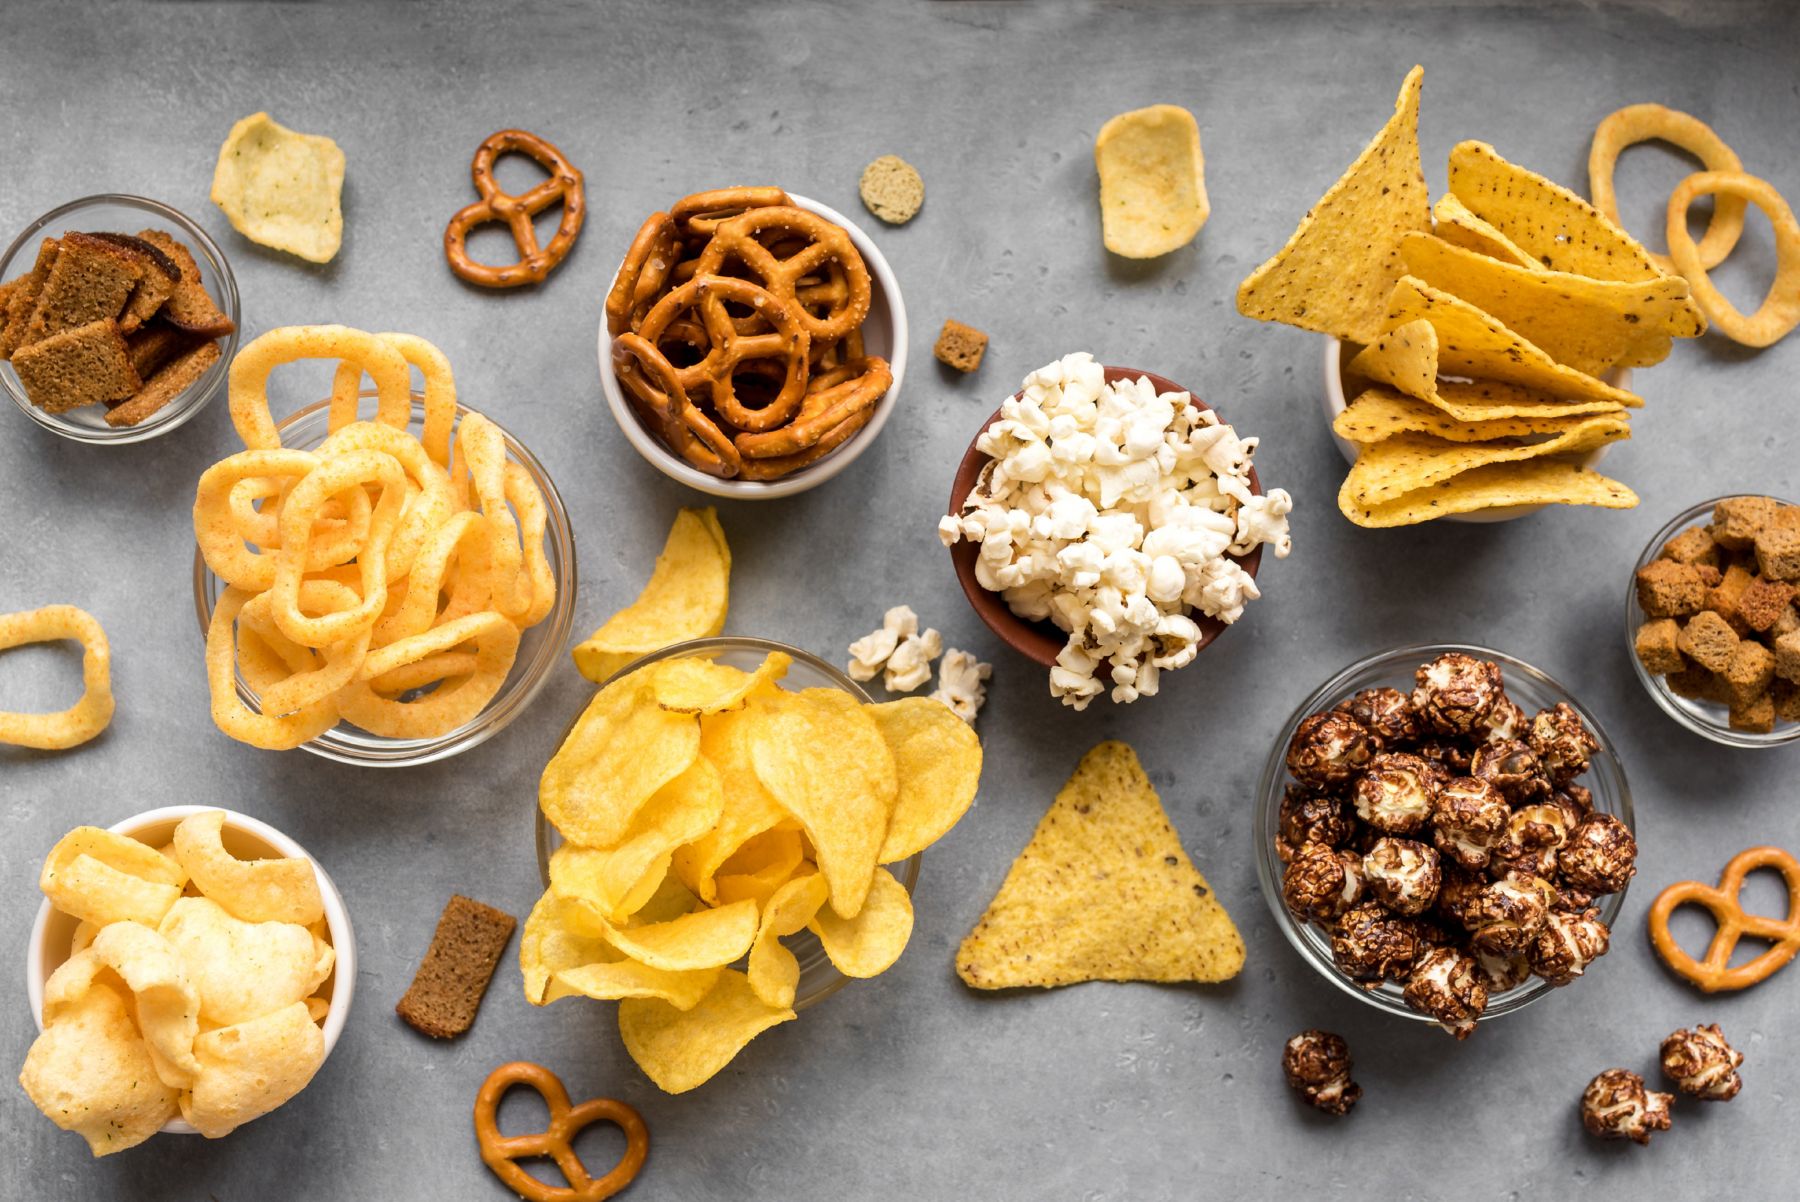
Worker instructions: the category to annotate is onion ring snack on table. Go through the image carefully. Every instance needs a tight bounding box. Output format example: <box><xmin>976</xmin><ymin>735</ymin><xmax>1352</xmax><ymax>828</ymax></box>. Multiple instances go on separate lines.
<box><xmin>0</xmin><ymin>605</ymin><xmax>113</xmax><ymax>750</ymax></box>
<box><xmin>1666</xmin><ymin>171</ymin><xmax>1800</xmax><ymax>348</ymax></box>
<box><xmin>1648</xmin><ymin>846</ymin><xmax>1800</xmax><ymax>993</ymax></box>
<box><xmin>1587</xmin><ymin>104</ymin><xmax>1746</xmax><ymax>274</ymax></box>
<box><xmin>444</xmin><ymin>129</ymin><xmax>586</xmax><ymax>288</ymax></box>
<box><xmin>473</xmin><ymin>1061</ymin><xmax>647</xmax><ymax>1202</ymax></box>
<box><xmin>941</xmin><ymin>353</ymin><xmax>1290</xmax><ymax>710</ymax></box>
<box><xmin>605</xmin><ymin>186</ymin><xmax>891</xmax><ymax>481</ymax></box>
<box><xmin>192</xmin><ymin>326</ymin><xmax>558</xmax><ymax>750</ymax></box>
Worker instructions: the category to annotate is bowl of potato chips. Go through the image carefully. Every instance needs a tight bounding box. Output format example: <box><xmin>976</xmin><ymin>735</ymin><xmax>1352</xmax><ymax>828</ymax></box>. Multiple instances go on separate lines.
<box><xmin>527</xmin><ymin>635</ymin><xmax>981</xmax><ymax>1094</ymax></box>
<box><xmin>193</xmin><ymin>369</ymin><xmax>576</xmax><ymax>767</ymax></box>
<box><xmin>24</xmin><ymin>806</ymin><xmax>353</xmax><ymax>1155</ymax></box>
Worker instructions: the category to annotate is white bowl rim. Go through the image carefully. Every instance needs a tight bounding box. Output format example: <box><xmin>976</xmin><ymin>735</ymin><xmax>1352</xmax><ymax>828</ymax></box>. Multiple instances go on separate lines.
<box><xmin>596</xmin><ymin>191</ymin><xmax>908</xmax><ymax>499</ymax></box>
<box><xmin>24</xmin><ymin>805</ymin><xmax>356</xmax><ymax>1137</ymax></box>
<box><xmin>1320</xmin><ymin>337</ymin><xmax>1629</xmax><ymax>525</ymax></box>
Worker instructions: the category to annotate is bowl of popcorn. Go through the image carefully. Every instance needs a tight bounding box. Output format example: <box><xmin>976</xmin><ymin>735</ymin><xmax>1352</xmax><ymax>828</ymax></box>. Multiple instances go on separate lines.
<box><xmin>1255</xmin><ymin>646</ymin><xmax>1634</xmax><ymax>1036</ymax></box>
<box><xmin>942</xmin><ymin>353</ymin><xmax>1291</xmax><ymax>710</ymax></box>
<box><xmin>1628</xmin><ymin>495</ymin><xmax>1800</xmax><ymax>747</ymax></box>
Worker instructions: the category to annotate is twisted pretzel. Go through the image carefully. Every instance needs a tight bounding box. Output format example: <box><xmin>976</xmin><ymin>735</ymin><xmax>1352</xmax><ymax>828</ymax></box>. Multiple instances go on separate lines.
<box><xmin>605</xmin><ymin>214</ymin><xmax>678</xmax><ymax>337</ymax></box>
<box><xmin>444</xmin><ymin>130</ymin><xmax>586</xmax><ymax>288</ymax></box>
<box><xmin>472</xmin><ymin>1061</ymin><xmax>648</xmax><ymax>1202</ymax></box>
<box><xmin>635</xmin><ymin>276</ymin><xmax>811</xmax><ymax>432</ymax></box>
<box><xmin>613</xmin><ymin>333</ymin><xmax>742</xmax><ymax>478</ymax></box>
<box><xmin>1648</xmin><ymin>846</ymin><xmax>1800</xmax><ymax>993</ymax></box>
<box><xmin>670</xmin><ymin>186</ymin><xmax>790</xmax><ymax>244</ymax></box>
<box><xmin>695</xmin><ymin>206</ymin><xmax>871</xmax><ymax>343</ymax></box>
<box><xmin>735</xmin><ymin>357</ymin><xmax>891</xmax><ymax>459</ymax></box>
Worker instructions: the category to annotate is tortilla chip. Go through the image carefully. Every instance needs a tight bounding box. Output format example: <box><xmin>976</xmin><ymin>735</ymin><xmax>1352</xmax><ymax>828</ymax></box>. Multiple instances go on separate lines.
<box><xmin>1344</xmin><ymin>418</ymin><xmax>1630</xmax><ymax>507</ymax></box>
<box><xmin>1431</xmin><ymin>194</ymin><xmax>1540</xmax><ymax>269</ymax></box>
<box><xmin>1236</xmin><ymin>66</ymin><xmax>1429</xmax><ymax>343</ymax></box>
<box><xmin>1095</xmin><ymin>104</ymin><xmax>1209</xmax><ymax>259</ymax></box>
<box><xmin>1335</xmin><ymin>387</ymin><xmax>1621</xmax><ymax>444</ymax></box>
<box><xmin>955</xmin><ymin>741</ymin><xmax>1243</xmax><ymax>989</ymax></box>
<box><xmin>1338</xmin><ymin>459</ymin><xmax>1638</xmax><ymax>527</ymax></box>
<box><xmin>1400</xmin><ymin>233</ymin><xmax>1700</xmax><ymax>373</ymax></box>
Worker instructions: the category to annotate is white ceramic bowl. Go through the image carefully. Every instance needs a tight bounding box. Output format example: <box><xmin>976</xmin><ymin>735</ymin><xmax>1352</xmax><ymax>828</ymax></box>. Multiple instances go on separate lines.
<box><xmin>1321</xmin><ymin>338</ymin><xmax>1630</xmax><ymax>524</ymax></box>
<box><xmin>26</xmin><ymin>806</ymin><xmax>356</xmax><ymax>1137</ymax></box>
<box><xmin>597</xmin><ymin>192</ymin><xmax>907</xmax><ymax>499</ymax></box>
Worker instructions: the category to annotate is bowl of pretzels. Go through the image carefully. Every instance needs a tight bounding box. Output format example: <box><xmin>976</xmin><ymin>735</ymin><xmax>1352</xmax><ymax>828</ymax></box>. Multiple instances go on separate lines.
<box><xmin>599</xmin><ymin>187</ymin><xmax>906</xmax><ymax>498</ymax></box>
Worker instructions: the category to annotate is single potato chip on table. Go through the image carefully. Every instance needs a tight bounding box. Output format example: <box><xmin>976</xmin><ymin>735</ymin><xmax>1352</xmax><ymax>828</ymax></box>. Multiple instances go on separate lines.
<box><xmin>572</xmin><ymin>507</ymin><xmax>730</xmax><ymax>683</ymax></box>
<box><xmin>210</xmin><ymin>111</ymin><xmax>346</xmax><ymax>264</ymax></box>
<box><xmin>1095</xmin><ymin>104</ymin><xmax>1209</xmax><ymax>259</ymax></box>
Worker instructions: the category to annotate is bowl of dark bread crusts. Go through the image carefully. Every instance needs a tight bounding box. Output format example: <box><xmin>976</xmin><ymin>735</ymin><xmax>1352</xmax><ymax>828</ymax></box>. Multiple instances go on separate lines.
<box><xmin>0</xmin><ymin>194</ymin><xmax>239</xmax><ymax>445</ymax></box>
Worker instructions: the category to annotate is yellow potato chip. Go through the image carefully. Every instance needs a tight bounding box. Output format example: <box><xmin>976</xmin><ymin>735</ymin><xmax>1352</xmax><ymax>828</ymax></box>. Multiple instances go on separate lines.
<box><xmin>1343</xmin><ymin>417</ymin><xmax>1630</xmax><ymax>508</ymax></box>
<box><xmin>520</xmin><ymin>890</ymin><xmax>621</xmax><ymax>1005</ymax></box>
<box><xmin>746</xmin><ymin>872</ymin><xmax>829</xmax><ymax>1008</ymax></box>
<box><xmin>1431</xmin><ymin>193</ymin><xmax>1540</xmax><ymax>269</ymax></box>
<box><xmin>541</xmin><ymin>673</ymin><xmax>702</xmax><ymax>848</ymax></box>
<box><xmin>551</xmin><ymin>757</ymin><xmax>724</xmax><ymax>924</ymax></box>
<box><xmin>1356</xmin><ymin>279</ymin><xmax>1642</xmax><ymax>407</ymax></box>
<box><xmin>1236</xmin><ymin>66</ymin><xmax>1429</xmax><ymax>343</ymax></box>
<box><xmin>649</xmin><ymin>651</ymin><xmax>791</xmax><ymax>714</ymax></box>
<box><xmin>867</xmin><ymin>697</ymin><xmax>983</xmax><ymax>864</ymax></box>
<box><xmin>572</xmin><ymin>507</ymin><xmax>730</xmax><ymax>684</ymax></box>
<box><xmin>672</xmin><ymin>705</ymin><xmax>794</xmax><ymax>903</ymax></box>
<box><xmin>20</xmin><ymin>980</ymin><xmax>179</xmax><ymax>1157</ymax></box>
<box><xmin>40</xmin><ymin>827</ymin><xmax>185</xmax><ymax>927</ymax></box>
<box><xmin>304</xmin><ymin>995</ymin><xmax>330</xmax><ymax>1023</ymax></box>
<box><xmin>747</xmin><ymin>691</ymin><xmax>896</xmax><ymax>919</ymax></box>
<box><xmin>1447</xmin><ymin>140</ymin><xmax>1665</xmax><ymax>283</ymax></box>
<box><xmin>711</xmin><ymin>828</ymin><xmax>806</xmax><ymax>909</ymax></box>
<box><xmin>598</xmin><ymin>898</ymin><xmax>759</xmax><ymax>972</ymax></box>
<box><xmin>180</xmin><ymin>1001</ymin><xmax>326</xmax><ymax>1139</ymax></box>
<box><xmin>158</xmin><ymin>897</ymin><xmax>332</xmax><ymax>1027</ymax></box>
<box><xmin>956</xmin><ymin>741</ymin><xmax>1243</xmax><ymax>989</ymax></box>
<box><xmin>552</xmin><ymin>959</ymin><xmax>721</xmax><ymax>1011</ymax></box>
<box><xmin>171</xmin><ymin>810</ymin><xmax>325</xmax><ymax>926</ymax></box>
<box><xmin>618</xmin><ymin>968</ymin><xmax>794</xmax><ymax>1095</ymax></box>
<box><xmin>1337</xmin><ymin>459</ymin><xmax>1638</xmax><ymax>527</ymax></box>
<box><xmin>1094</xmin><ymin>104</ymin><xmax>1209</xmax><ymax>259</ymax></box>
<box><xmin>1335</xmin><ymin>387</ymin><xmax>1619</xmax><ymax>444</ymax></box>
<box><xmin>210</xmin><ymin>112</ymin><xmax>345</xmax><ymax>264</ymax></box>
<box><xmin>809</xmin><ymin>866</ymin><xmax>913</xmax><ymax>979</ymax></box>
<box><xmin>1400</xmin><ymin>233</ymin><xmax>1700</xmax><ymax>373</ymax></box>
<box><xmin>87</xmin><ymin>922</ymin><xmax>203</xmax><ymax>1091</ymax></box>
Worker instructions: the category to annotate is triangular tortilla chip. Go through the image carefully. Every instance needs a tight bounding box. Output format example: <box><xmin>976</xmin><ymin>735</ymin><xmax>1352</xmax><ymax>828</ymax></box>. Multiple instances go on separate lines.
<box><xmin>1236</xmin><ymin>66</ymin><xmax>1429</xmax><ymax>343</ymax></box>
<box><xmin>1343</xmin><ymin>417</ymin><xmax>1630</xmax><ymax>508</ymax></box>
<box><xmin>1354</xmin><ymin>280</ymin><xmax>1642</xmax><ymax>406</ymax></box>
<box><xmin>1337</xmin><ymin>459</ymin><xmax>1638</xmax><ymax>527</ymax></box>
<box><xmin>1335</xmin><ymin>387</ymin><xmax>1621</xmax><ymax>444</ymax></box>
<box><xmin>1400</xmin><ymin>233</ymin><xmax>1701</xmax><ymax>374</ymax></box>
<box><xmin>955</xmin><ymin>742</ymin><xmax>1243</xmax><ymax>989</ymax></box>
<box><xmin>1431</xmin><ymin>194</ymin><xmax>1540</xmax><ymax>269</ymax></box>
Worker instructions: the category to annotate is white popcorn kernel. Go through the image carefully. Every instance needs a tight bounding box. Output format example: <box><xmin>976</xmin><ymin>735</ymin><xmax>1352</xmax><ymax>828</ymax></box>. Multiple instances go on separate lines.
<box><xmin>930</xmin><ymin>648</ymin><xmax>993</xmax><ymax>724</ymax></box>
<box><xmin>937</xmin><ymin>514</ymin><xmax>963</xmax><ymax>548</ymax></box>
<box><xmin>847</xmin><ymin>605</ymin><xmax>923</xmax><ymax>682</ymax></box>
<box><xmin>1146</xmin><ymin>555</ymin><xmax>1186</xmax><ymax>604</ymax></box>
<box><xmin>1233</xmin><ymin>488</ymin><xmax>1294</xmax><ymax>559</ymax></box>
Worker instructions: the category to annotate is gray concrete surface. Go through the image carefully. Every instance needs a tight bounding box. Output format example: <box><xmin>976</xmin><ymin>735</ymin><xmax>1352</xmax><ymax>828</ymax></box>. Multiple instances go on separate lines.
<box><xmin>3</xmin><ymin>1</ymin><xmax>1798</xmax><ymax>1198</ymax></box>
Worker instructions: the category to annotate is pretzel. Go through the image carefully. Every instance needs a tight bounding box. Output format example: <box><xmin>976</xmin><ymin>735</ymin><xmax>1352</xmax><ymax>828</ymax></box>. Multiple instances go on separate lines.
<box><xmin>472</xmin><ymin>1061</ymin><xmax>648</xmax><ymax>1202</ymax></box>
<box><xmin>670</xmin><ymin>186</ymin><xmax>790</xmax><ymax>244</ymax></box>
<box><xmin>736</xmin><ymin>357</ymin><xmax>892</xmax><ymax>459</ymax></box>
<box><xmin>613</xmin><ymin>333</ymin><xmax>742</xmax><ymax>478</ymax></box>
<box><xmin>605</xmin><ymin>213</ymin><xmax>678</xmax><ymax>337</ymax></box>
<box><xmin>695</xmin><ymin>206</ymin><xmax>871</xmax><ymax>343</ymax></box>
<box><xmin>444</xmin><ymin>130</ymin><xmax>586</xmax><ymax>288</ymax></box>
<box><xmin>1648</xmin><ymin>845</ymin><xmax>1800</xmax><ymax>993</ymax></box>
<box><xmin>635</xmin><ymin>276</ymin><xmax>811</xmax><ymax>432</ymax></box>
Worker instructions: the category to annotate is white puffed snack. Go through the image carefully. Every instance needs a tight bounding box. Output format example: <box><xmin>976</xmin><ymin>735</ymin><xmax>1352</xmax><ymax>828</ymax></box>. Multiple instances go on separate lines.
<box><xmin>884</xmin><ymin>626</ymin><xmax>942</xmax><ymax>693</ymax></box>
<box><xmin>942</xmin><ymin>352</ymin><xmax>1291</xmax><ymax>709</ymax></box>
<box><xmin>846</xmin><ymin>605</ymin><xmax>943</xmax><ymax>693</ymax></box>
<box><xmin>931</xmin><ymin>648</ymin><xmax>992</xmax><ymax>723</ymax></box>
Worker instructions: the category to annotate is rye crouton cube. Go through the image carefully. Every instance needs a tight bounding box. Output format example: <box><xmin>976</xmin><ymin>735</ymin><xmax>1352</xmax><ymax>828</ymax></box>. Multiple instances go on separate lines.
<box><xmin>1634</xmin><ymin>619</ymin><xmax>1686</xmax><ymax>675</ymax></box>
<box><xmin>1724</xmin><ymin>640</ymin><xmax>1776</xmax><ymax>707</ymax></box>
<box><xmin>1636</xmin><ymin>559</ymin><xmax>1708</xmax><ymax>618</ymax></box>
<box><xmin>1667</xmin><ymin>666</ymin><xmax>1729</xmax><ymax>704</ymax></box>
<box><xmin>1730</xmin><ymin>691</ymin><xmax>1776</xmax><ymax>734</ymax></box>
<box><xmin>1776</xmin><ymin>630</ymin><xmax>1800</xmax><ymax>684</ymax></box>
<box><xmin>11</xmin><ymin>319</ymin><xmax>140</xmax><ymax>413</ymax></box>
<box><xmin>1739</xmin><ymin>578</ymin><xmax>1797</xmax><ymax>633</ymax></box>
<box><xmin>1705</xmin><ymin>564</ymin><xmax>1756</xmax><ymax>630</ymax></box>
<box><xmin>1754</xmin><ymin>508</ymin><xmax>1800</xmax><ymax>581</ymax></box>
<box><xmin>1776</xmin><ymin>604</ymin><xmax>1800</xmax><ymax>637</ymax></box>
<box><xmin>1661</xmin><ymin>525</ymin><xmax>1721</xmax><ymax>568</ymax></box>
<box><xmin>1678</xmin><ymin>610</ymin><xmax>1740</xmax><ymax>674</ymax></box>
<box><xmin>1774</xmin><ymin>679</ymin><xmax>1800</xmax><ymax>724</ymax></box>
<box><xmin>934</xmin><ymin>319</ymin><xmax>989</xmax><ymax>373</ymax></box>
<box><xmin>1712</xmin><ymin>496</ymin><xmax>1779</xmax><ymax>549</ymax></box>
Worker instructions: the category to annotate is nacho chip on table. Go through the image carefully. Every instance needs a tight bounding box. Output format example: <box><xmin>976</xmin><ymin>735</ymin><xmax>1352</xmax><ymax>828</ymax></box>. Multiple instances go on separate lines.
<box><xmin>1343</xmin><ymin>416</ymin><xmax>1631</xmax><ymax>508</ymax></box>
<box><xmin>1337</xmin><ymin>458</ymin><xmax>1638</xmax><ymax>528</ymax></box>
<box><xmin>1334</xmin><ymin>387</ymin><xmax>1620</xmax><ymax>444</ymax></box>
<box><xmin>1430</xmin><ymin>193</ymin><xmax>1541</xmax><ymax>269</ymax></box>
<box><xmin>1236</xmin><ymin>66</ymin><xmax>1429</xmax><ymax>344</ymax></box>
<box><xmin>572</xmin><ymin>507</ymin><xmax>730</xmax><ymax>684</ymax></box>
<box><xmin>1095</xmin><ymin>104</ymin><xmax>1210</xmax><ymax>259</ymax></box>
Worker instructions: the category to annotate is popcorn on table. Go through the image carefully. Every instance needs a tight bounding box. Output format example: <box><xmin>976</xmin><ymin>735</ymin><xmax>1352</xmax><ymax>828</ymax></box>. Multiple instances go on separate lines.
<box><xmin>931</xmin><ymin>648</ymin><xmax>992</xmax><ymax>724</ymax></box>
<box><xmin>847</xmin><ymin>605</ymin><xmax>942</xmax><ymax>693</ymax></box>
<box><xmin>939</xmin><ymin>352</ymin><xmax>1292</xmax><ymax>709</ymax></box>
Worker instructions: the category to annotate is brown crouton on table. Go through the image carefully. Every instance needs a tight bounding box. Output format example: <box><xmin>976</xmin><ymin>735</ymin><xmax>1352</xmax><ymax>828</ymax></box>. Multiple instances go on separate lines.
<box><xmin>1634</xmin><ymin>619</ymin><xmax>1685</xmax><ymax>675</ymax></box>
<box><xmin>1635</xmin><ymin>559</ymin><xmax>1707</xmax><ymax>618</ymax></box>
<box><xmin>934</xmin><ymin>318</ymin><xmax>989</xmax><ymax>374</ymax></box>
<box><xmin>11</xmin><ymin>319</ymin><xmax>140</xmax><ymax>413</ymax></box>
<box><xmin>1678</xmin><ymin>610</ymin><xmax>1740</xmax><ymax>675</ymax></box>
<box><xmin>106</xmin><ymin>339</ymin><xmax>220</xmax><ymax>428</ymax></box>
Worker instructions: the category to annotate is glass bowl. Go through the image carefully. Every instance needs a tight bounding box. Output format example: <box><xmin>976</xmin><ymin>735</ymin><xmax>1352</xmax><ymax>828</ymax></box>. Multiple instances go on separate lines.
<box><xmin>535</xmin><ymin>635</ymin><xmax>922</xmax><ymax>1012</ymax></box>
<box><xmin>193</xmin><ymin>393</ymin><xmax>576</xmax><ymax>766</ymax></box>
<box><xmin>1254</xmin><ymin>643</ymin><xmax>1634</xmax><ymax>1028</ymax></box>
<box><xmin>0</xmin><ymin>194</ymin><xmax>239</xmax><ymax>445</ymax></box>
<box><xmin>1626</xmin><ymin>495</ymin><xmax>1800</xmax><ymax>748</ymax></box>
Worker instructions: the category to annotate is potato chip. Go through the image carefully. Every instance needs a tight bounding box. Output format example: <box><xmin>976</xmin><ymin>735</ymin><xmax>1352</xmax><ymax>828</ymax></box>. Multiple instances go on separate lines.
<box><xmin>1094</xmin><ymin>104</ymin><xmax>1209</xmax><ymax>259</ymax></box>
<box><xmin>41</xmin><ymin>827</ymin><xmax>184</xmax><ymax>927</ymax></box>
<box><xmin>210</xmin><ymin>112</ymin><xmax>345</xmax><ymax>263</ymax></box>
<box><xmin>956</xmin><ymin>742</ymin><xmax>1243</xmax><ymax>989</ymax></box>
<box><xmin>747</xmin><ymin>690</ymin><xmax>896</xmax><ymax>919</ymax></box>
<box><xmin>865</xmin><ymin>697</ymin><xmax>982</xmax><ymax>864</ymax></box>
<box><xmin>550</xmin><ymin>758</ymin><xmax>722</xmax><ymax>924</ymax></box>
<box><xmin>552</xmin><ymin>958</ymin><xmax>721</xmax><ymax>1011</ymax></box>
<box><xmin>1337</xmin><ymin>459</ymin><xmax>1638</xmax><ymax>528</ymax></box>
<box><xmin>181</xmin><ymin>1001</ymin><xmax>326</xmax><ymax>1139</ymax></box>
<box><xmin>672</xmin><ymin>706</ymin><xmax>793</xmax><ymax>903</ymax></box>
<box><xmin>1589</xmin><ymin>103</ymin><xmax>1746</xmax><ymax>273</ymax></box>
<box><xmin>1447</xmin><ymin>140</ymin><xmax>1665</xmax><ymax>283</ymax></box>
<box><xmin>1399</xmin><ymin>232</ymin><xmax>1702</xmax><ymax>373</ymax></box>
<box><xmin>1430</xmin><ymin>193</ymin><xmax>1540</xmax><ymax>269</ymax></box>
<box><xmin>746</xmin><ymin>872</ymin><xmax>829</xmax><ymax>1008</ymax></box>
<box><xmin>599</xmin><ymin>898</ymin><xmax>759</xmax><ymax>972</ymax></box>
<box><xmin>0</xmin><ymin>605</ymin><xmax>115</xmax><ymax>750</ymax></box>
<box><xmin>1667</xmin><ymin>170</ymin><xmax>1800</xmax><ymax>349</ymax></box>
<box><xmin>541</xmin><ymin>673</ymin><xmax>702</xmax><ymax>848</ymax></box>
<box><xmin>158</xmin><ymin>897</ymin><xmax>332</xmax><ymax>1027</ymax></box>
<box><xmin>712</xmin><ymin>829</ymin><xmax>806</xmax><ymax>909</ymax></box>
<box><xmin>171</xmin><ymin>810</ymin><xmax>324</xmax><ymax>926</ymax></box>
<box><xmin>618</xmin><ymin>968</ymin><xmax>794</xmax><ymax>1095</ymax></box>
<box><xmin>520</xmin><ymin>890</ymin><xmax>621</xmax><ymax>1005</ymax></box>
<box><xmin>810</xmin><ymin>866</ymin><xmax>913</xmax><ymax>979</ymax></box>
<box><xmin>1236</xmin><ymin>66</ymin><xmax>1428</xmax><ymax>343</ymax></box>
<box><xmin>87</xmin><ymin>922</ymin><xmax>203</xmax><ymax>1090</ymax></box>
<box><xmin>649</xmin><ymin>651</ymin><xmax>790</xmax><ymax>714</ymax></box>
<box><xmin>1343</xmin><ymin>417</ymin><xmax>1630</xmax><ymax>508</ymax></box>
<box><xmin>1354</xmin><ymin>279</ymin><xmax>1642</xmax><ymax>407</ymax></box>
<box><xmin>572</xmin><ymin>507</ymin><xmax>730</xmax><ymax>684</ymax></box>
<box><xmin>20</xmin><ymin>980</ymin><xmax>179</xmax><ymax>1157</ymax></box>
<box><xmin>1334</xmin><ymin>387</ymin><xmax>1615</xmax><ymax>444</ymax></box>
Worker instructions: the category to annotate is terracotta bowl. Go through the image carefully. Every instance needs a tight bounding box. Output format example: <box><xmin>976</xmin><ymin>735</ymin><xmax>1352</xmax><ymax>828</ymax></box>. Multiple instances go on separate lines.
<box><xmin>946</xmin><ymin>365</ymin><xmax>1263</xmax><ymax>667</ymax></box>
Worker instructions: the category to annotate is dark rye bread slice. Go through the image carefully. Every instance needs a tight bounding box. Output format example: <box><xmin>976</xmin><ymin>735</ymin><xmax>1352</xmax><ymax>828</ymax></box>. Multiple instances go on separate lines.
<box><xmin>396</xmin><ymin>895</ymin><xmax>517</xmax><ymax>1039</ymax></box>
<box><xmin>137</xmin><ymin>229</ymin><xmax>235</xmax><ymax>337</ymax></box>
<box><xmin>106</xmin><ymin>337</ymin><xmax>219</xmax><ymax>427</ymax></box>
<box><xmin>12</xmin><ymin>319</ymin><xmax>141</xmax><ymax>413</ymax></box>
<box><xmin>0</xmin><ymin>237</ymin><xmax>59</xmax><ymax>358</ymax></box>
<box><xmin>23</xmin><ymin>232</ymin><xmax>143</xmax><ymax>345</ymax></box>
<box><xmin>122</xmin><ymin>323</ymin><xmax>202</xmax><ymax>381</ymax></box>
<box><xmin>88</xmin><ymin>233</ymin><xmax>182</xmax><ymax>333</ymax></box>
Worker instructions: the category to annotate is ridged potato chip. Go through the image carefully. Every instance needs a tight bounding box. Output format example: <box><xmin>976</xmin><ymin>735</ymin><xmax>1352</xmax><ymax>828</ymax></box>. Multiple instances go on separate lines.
<box><xmin>541</xmin><ymin>673</ymin><xmax>701</xmax><ymax>848</ymax></box>
<box><xmin>180</xmin><ymin>1001</ymin><xmax>326</xmax><ymax>1139</ymax></box>
<box><xmin>1337</xmin><ymin>459</ymin><xmax>1638</xmax><ymax>528</ymax></box>
<box><xmin>572</xmin><ymin>507</ymin><xmax>730</xmax><ymax>683</ymax></box>
<box><xmin>868</xmin><ymin>697</ymin><xmax>982</xmax><ymax>864</ymax></box>
<box><xmin>746</xmin><ymin>872</ymin><xmax>829</xmax><ymax>1008</ymax></box>
<box><xmin>520</xmin><ymin>890</ymin><xmax>621</xmax><ymax>1005</ymax></box>
<box><xmin>40</xmin><ymin>827</ymin><xmax>185</xmax><ymax>927</ymax></box>
<box><xmin>210</xmin><ymin>112</ymin><xmax>345</xmax><ymax>264</ymax></box>
<box><xmin>810</xmin><ymin>867</ymin><xmax>913</xmax><ymax>979</ymax></box>
<box><xmin>0</xmin><ymin>605</ymin><xmax>114</xmax><ymax>750</ymax></box>
<box><xmin>649</xmin><ymin>651</ymin><xmax>789</xmax><ymax>714</ymax></box>
<box><xmin>171</xmin><ymin>810</ymin><xmax>324</xmax><ymax>926</ymax></box>
<box><xmin>618</xmin><ymin>968</ymin><xmax>794</xmax><ymax>1095</ymax></box>
<box><xmin>550</xmin><ymin>758</ymin><xmax>722</xmax><ymax>924</ymax></box>
<box><xmin>159</xmin><ymin>897</ymin><xmax>333</xmax><ymax>1027</ymax></box>
<box><xmin>598</xmin><ymin>898</ymin><xmax>759</xmax><ymax>972</ymax></box>
<box><xmin>20</xmin><ymin>980</ymin><xmax>179</xmax><ymax>1157</ymax></box>
<box><xmin>1095</xmin><ymin>104</ymin><xmax>1209</xmax><ymax>259</ymax></box>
